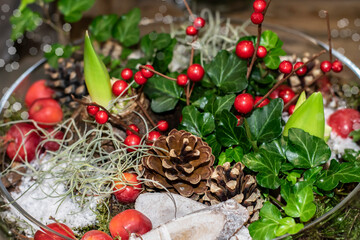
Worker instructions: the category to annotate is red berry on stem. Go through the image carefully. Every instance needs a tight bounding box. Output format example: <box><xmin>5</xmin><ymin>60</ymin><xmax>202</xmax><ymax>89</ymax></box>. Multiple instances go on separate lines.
<box><xmin>253</xmin><ymin>0</ymin><xmax>267</xmax><ymax>13</ymax></box>
<box><xmin>157</xmin><ymin>120</ymin><xmax>169</xmax><ymax>132</ymax></box>
<box><xmin>177</xmin><ymin>74</ymin><xmax>189</xmax><ymax>86</ymax></box>
<box><xmin>256</xmin><ymin>46</ymin><xmax>267</xmax><ymax>58</ymax></box>
<box><xmin>112</xmin><ymin>80</ymin><xmax>129</xmax><ymax>97</ymax></box>
<box><xmin>234</xmin><ymin>93</ymin><xmax>254</xmax><ymax>114</ymax></box>
<box><xmin>279</xmin><ymin>89</ymin><xmax>295</xmax><ymax>104</ymax></box>
<box><xmin>236</xmin><ymin>40</ymin><xmax>255</xmax><ymax>59</ymax></box>
<box><xmin>269</xmin><ymin>85</ymin><xmax>292</xmax><ymax>99</ymax></box>
<box><xmin>320</xmin><ymin>60</ymin><xmax>332</xmax><ymax>73</ymax></box>
<box><xmin>332</xmin><ymin>59</ymin><xmax>343</xmax><ymax>73</ymax></box>
<box><xmin>187</xmin><ymin>64</ymin><xmax>204</xmax><ymax>82</ymax></box>
<box><xmin>254</xmin><ymin>96</ymin><xmax>270</xmax><ymax>108</ymax></box>
<box><xmin>141</xmin><ymin>65</ymin><xmax>155</xmax><ymax>78</ymax></box>
<box><xmin>134</xmin><ymin>71</ymin><xmax>148</xmax><ymax>85</ymax></box>
<box><xmin>121</xmin><ymin>68</ymin><xmax>133</xmax><ymax>81</ymax></box>
<box><xmin>113</xmin><ymin>172</ymin><xmax>142</xmax><ymax>204</ymax></box>
<box><xmin>87</xmin><ymin>105</ymin><xmax>99</xmax><ymax>116</ymax></box>
<box><xmin>294</xmin><ymin>62</ymin><xmax>307</xmax><ymax>76</ymax></box>
<box><xmin>235</xmin><ymin>115</ymin><xmax>242</xmax><ymax>126</ymax></box>
<box><xmin>126</xmin><ymin>124</ymin><xmax>139</xmax><ymax>136</ymax></box>
<box><xmin>251</xmin><ymin>12</ymin><xmax>264</xmax><ymax>24</ymax></box>
<box><xmin>193</xmin><ymin>17</ymin><xmax>206</xmax><ymax>29</ymax></box>
<box><xmin>95</xmin><ymin>111</ymin><xmax>108</xmax><ymax>124</ymax></box>
<box><xmin>186</xmin><ymin>25</ymin><xmax>198</xmax><ymax>36</ymax></box>
<box><xmin>279</xmin><ymin>60</ymin><xmax>293</xmax><ymax>74</ymax></box>
<box><xmin>148</xmin><ymin>131</ymin><xmax>161</xmax><ymax>142</ymax></box>
<box><xmin>288</xmin><ymin>104</ymin><xmax>296</xmax><ymax>115</ymax></box>
<box><xmin>328</xmin><ymin>108</ymin><xmax>360</xmax><ymax>138</ymax></box>
<box><xmin>124</xmin><ymin>134</ymin><xmax>141</xmax><ymax>152</ymax></box>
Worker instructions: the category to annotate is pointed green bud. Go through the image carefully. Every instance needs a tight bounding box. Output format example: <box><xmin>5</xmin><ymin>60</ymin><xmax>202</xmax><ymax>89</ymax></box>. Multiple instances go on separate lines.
<box><xmin>324</xmin><ymin>124</ymin><xmax>332</xmax><ymax>142</ymax></box>
<box><xmin>294</xmin><ymin>91</ymin><xmax>306</xmax><ymax>112</ymax></box>
<box><xmin>283</xmin><ymin>92</ymin><xmax>325</xmax><ymax>139</ymax></box>
<box><xmin>84</xmin><ymin>31</ymin><xmax>112</xmax><ymax>108</ymax></box>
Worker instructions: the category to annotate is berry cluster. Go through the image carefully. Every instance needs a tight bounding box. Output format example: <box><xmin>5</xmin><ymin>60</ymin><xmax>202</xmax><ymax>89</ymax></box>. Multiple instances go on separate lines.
<box><xmin>269</xmin><ymin>85</ymin><xmax>296</xmax><ymax>114</ymax></box>
<box><xmin>279</xmin><ymin>60</ymin><xmax>308</xmax><ymax>76</ymax></box>
<box><xmin>135</xmin><ymin>65</ymin><xmax>155</xmax><ymax>85</ymax></box>
<box><xmin>320</xmin><ymin>59</ymin><xmax>343</xmax><ymax>73</ymax></box>
<box><xmin>235</xmin><ymin>40</ymin><xmax>267</xmax><ymax>59</ymax></box>
<box><xmin>186</xmin><ymin>17</ymin><xmax>206</xmax><ymax>36</ymax></box>
<box><xmin>87</xmin><ymin>105</ymin><xmax>109</xmax><ymax>124</ymax></box>
<box><xmin>176</xmin><ymin>63</ymin><xmax>205</xmax><ymax>87</ymax></box>
<box><xmin>251</xmin><ymin>0</ymin><xmax>267</xmax><ymax>25</ymax></box>
<box><xmin>233</xmin><ymin>93</ymin><xmax>270</xmax><ymax>115</ymax></box>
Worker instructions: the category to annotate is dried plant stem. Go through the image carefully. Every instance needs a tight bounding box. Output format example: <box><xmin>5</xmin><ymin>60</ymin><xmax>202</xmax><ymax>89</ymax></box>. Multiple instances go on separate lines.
<box><xmin>182</xmin><ymin>0</ymin><xmax>195</xmax><ymax>20</ymax></box>
<box><xmin>136</xmin><ymin>99</ymin><xmax>156</xmax><ymax>128</ymax></box>
<box><xmin>254</xmin><ymin>50</ymin><xmax>326</xmax><ymax>108</ymax></box>
<box><xmin>186</xmin><ymin>36</ymin><xmax>198</xmax><ymax>105</ymax></box>
<box><xmin>139</xmin><ymin>65</ymin><xmax>177</xmax><ymax>82</ymax></box>
<box><xmin>324</xmin><ymin>11</ymin><xmax>333</xmax><ymax>62</ymax></box>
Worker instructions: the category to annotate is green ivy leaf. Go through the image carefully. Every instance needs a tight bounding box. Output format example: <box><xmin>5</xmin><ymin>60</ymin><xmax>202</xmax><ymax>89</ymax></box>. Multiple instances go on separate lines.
<box><xmin>286</xmin><ymin>128</ymin><xmax>331</xmax><ymax>168</ymax></box>
<box><xmin>249</xmin><ymin>202</ymin><xmax>280</xmax><ymax>240</ymax></box>
<box><xmin>10</xmin><ymin>7</ymin><xmax>42</xmax><ymax>40</ymax></box>
<box><xmin>218</xmin><ymin>146</ymin><xmax>244</xmax><ymax>165</ymax></box>
<box><xmin>260</xmin><ymin>30</ymin><xmax>281</xmax><ymax>50</ymax></box>
<box><xmin>113</xmin><ymin>8</ymin><xmax>141</xmax><ymax>47</ymax></box>
<box><xmin>179</xmin><ymin>106</ymin><xmax>215</xmax><ymax>137</ymax></box>
<box><xmin>316</xmin><ymin>160</ymin><xmax>360</xmax><ymax>191</ymax></box>
<box><xmin>206</xmin><ymin>50</ymin><xmax>248</xmax><ymax>93</ymax></box>
<box><xmin>204</xmin><ymin>94</ymin><xmax>236</xmax><ymax>119</ymax></box>
<box><xmin>58</xmin><ymin>0</ymin><xmax>95</xmax><ymax>23</ymax></box>
<box><xmin>19</xmin><ymin>0</ymin><xmax>36</xmax><ymax>11</ymax></box>
<box><xmin>349</xmin><ymin>129</ymin><xmax>360</xmax><ymax>142</ymax></box>
<box><xmin>286</xmin><ymin>171</ymin><xmax>302</xmax><ymax>185</ymax></box>
<box><xmin>205</xmin><ymin>134</ymin><xmax>221</xmax><ymax>159</ymax></box>
<box><xmin>89</xmin><ymin>14</ymin><xmax>118</xmax><ymax>42</ymax></box>
<box><xmin>264</xmin><ymin>53</ymin><xmax>281</xmax><ymax>70</ymax></box>
<box><xmin>342</xmin><ymin>149</ymin><xmax>360</xmax><ymax>163</ymax></box>
<box><xmin>246</xmin><ymin>98</ymin><xmax>283</xmax><ymax>143</ymax></box>
<box><xmin>141</xmin><ymin>32</ymin><xmax>172</xmax><ymax>59</ymax></box>
<box><xmin>303</xmin><ymin>167</ymin><xmax>323</xmax><ymax>184</ymax></box>
<box><xmin>44</xmin><ymin>44</ymin><xmax>77</xmax><ymax>68</ymax></box>
<box><xmin>153</xmin><ymin>38</ymin><xmax>177</xmax><ymax>73</ymax></box>
<box><xmin>276</xmin><ymin>217</ymin><xmax>304</xmax><ymax>236</ymax></box>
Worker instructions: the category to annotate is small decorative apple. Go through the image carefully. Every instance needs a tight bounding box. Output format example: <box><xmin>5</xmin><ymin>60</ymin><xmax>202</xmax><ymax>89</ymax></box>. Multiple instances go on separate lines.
<box><xmin>81</xmin><ymin>230</ymin><xmax>112</xmax><ymax>240</ymax></box>
<box><xmin>109</xmin><ymin>209</ymin><xmax>152</xmax><ymax>240</ymax></box>
<box><xmin>29</xmin><ymin>98</ymin><xmax>63</xmax><ymax>127</ymax></box>
<box><xmin>34</xmin><ymin>223</ymin><xmax>75</xmax><ymax>240</ymax></box>
<box><xmin>42</xmin><ymin>128</ymin><xmax>65</xmax><ymax>151</ymax></box>
<box><xmin>113</xmin><ymin>172</ymin><xmax>142</xmax><ymax>204</ymax></box>
<box><xmin>25</xmin><ymin>79</ymin><xmax>54</xmax><ymax>107</ymax></box>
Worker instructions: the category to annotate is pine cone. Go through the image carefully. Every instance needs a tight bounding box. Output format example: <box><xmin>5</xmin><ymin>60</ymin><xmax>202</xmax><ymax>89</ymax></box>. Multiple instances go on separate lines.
<box><xmin>44</xmin><ymin>57</ymin><xmax>87</xmax><ymax>108</ymax></box>
<box><xmin>142</xmin><ymin>129</ymin><xmax>215</xmax><ymax>200</ymax></box>
<box><xmin>202</xmin><ymin>162</ymin><xmax>263</xmax><ymax>223</ymax></box>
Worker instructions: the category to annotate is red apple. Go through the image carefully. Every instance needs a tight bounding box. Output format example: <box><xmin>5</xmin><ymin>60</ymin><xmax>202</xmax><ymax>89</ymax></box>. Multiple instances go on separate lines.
<box><xmin>29</xmin><ymin>98</ymin><xmax>63</xmax><ymax>127</ymax></box>
<box><xmin>81</xmin><ymin>230</ymin><xmax>112</xmax><ymax>240</ymax></box>
<box><xmin>34</xmin><ymin>223</ymin><xmax>75</xmax><ymax>240</ymax></box>
<box><xmin>113</xmin><ymin>172</ymin><xmax>142</xmax><ymax>204</ymax></box>
<box><xmin>42</xmin><ymin>128</ymin><xmax>65</xmax><ymax>151</ymax></box>
<box><xmin>109</xmin><ymin>209</ymin><xmax>152</xmax><ymax>240</ymax></box>
<box><xmin>25</xmin><ymin>80</ymin><xmax>54</xmax><ymax>107</ymax></box>
<box><xmin>328</xmin><ymin>108</ymin><xmax>360</xmax><ymax>138</ymax></box>
<box><xmin>5</xmin><ymin>123</ymin><xmax>41</xmax><ymax>162</ymax></box>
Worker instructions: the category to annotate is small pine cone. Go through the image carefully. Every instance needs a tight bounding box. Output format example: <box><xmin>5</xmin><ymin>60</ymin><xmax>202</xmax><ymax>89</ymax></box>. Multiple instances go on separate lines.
<box><xmin>202</xmin><ymin>162</ymin><xmax>264</xmax><ymax>223</ymax></box>
<box><xmin>44</xmin><ymin>57</ymin><xmax>87</xmax><ymax>108</ymax></box>
<box><xmin>142</xmin><ymin>129</ymin><xmax>215</xmax><ymax>200</ymax></box>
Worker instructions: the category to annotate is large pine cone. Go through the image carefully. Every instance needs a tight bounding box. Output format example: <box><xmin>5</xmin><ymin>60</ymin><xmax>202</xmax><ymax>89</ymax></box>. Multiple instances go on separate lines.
<box><xmin>142</xmin><ymin>129</ymin><xmax>215</xmax><ymax>200</ymax></box>
<box><xmin>202</xmin><ymin>162</ymin><xmax>264</xmax><ymax>223</ymax></box>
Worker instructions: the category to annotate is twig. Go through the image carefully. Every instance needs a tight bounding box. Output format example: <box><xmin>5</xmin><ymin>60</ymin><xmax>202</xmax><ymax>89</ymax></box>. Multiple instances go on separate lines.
<box><xmin>182</xmin><ymin>0</ymin><xmax>195</xmax><ymax>20</ymax></box>
<box><xmin>284</xmin><ymin>92</ymin><xmax>300</xmax><ymax>110</ymax></box>
<box><xmin>186</xmin><ymin>36</ymin><xmax>198</xmax><ymax>105</ymax></box>
<box><xmin>49</xmin><ymin>216</ymin><xmax>78</xmax><ymax>240</ymax></box>
<box><xmin>139</xmin><ymin>66</ymin><xmax>176</xmax><ymax>82</ymax></box>
<box><xmin>136</xmin><ymin>99</ymin><xmax>156</xmax><ymax>128</ymax></box>
<box><xmin>269</xmin><ymin>194</ymin><xmax>285</xmax><ymax>208</ymax></box>
<box><xmin>324</xmin><ymin>11</ymin><xmax>333</xmax><ymax>62</ymax></box>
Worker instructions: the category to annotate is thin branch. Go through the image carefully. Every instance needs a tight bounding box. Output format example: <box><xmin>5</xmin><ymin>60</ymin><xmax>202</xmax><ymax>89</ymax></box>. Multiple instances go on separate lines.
<box><xmin>136</xmin><ymin>99</ymin><xmax>156</xmax><ymax>128</ymax></box>
<box><xmin>324</xmin><ymin>11</ymin><xmax>333</xmax><ymax>62</ymax></box>
<box><xmin>182</xmin><ymin>0</ymin><xmax>195</xmax><ymax>20</ymax></box>
<box><xmin>139</xmin><ymin>65</ymin><xmax>177</xmax><ymax>82</ymax></box>
<box><xmin>284</xmin><ymin>92</ymin><xmax>300</xmax><ymax>110</ymax></box>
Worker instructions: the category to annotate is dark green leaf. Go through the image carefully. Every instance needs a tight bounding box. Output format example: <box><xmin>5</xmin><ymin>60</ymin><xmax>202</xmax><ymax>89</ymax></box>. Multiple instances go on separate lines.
<box><xmin>205</xmin><ymin>134</ymin><xmax>222</xmax><ymax>158</ymax></box>
<box><xmin>303</xmin><ymin>167</ymin><xmax>323</xmax><ymax>184</ymax></box>
<box><xmin>10</xmin><ymin>7</ymin><xmax>41</xmax><ymax>40</ymax></box>
<box><xmin>140</xmin><ymin>34</ymin><xmax>154</xmax><ymax>59</ymax></box>
<box><xmin>150</xmin><ymin>96</ymin><xmax>179</xmax><ymax>113</ymax></box>
<box><xmin>44</xmin><ymin>44</ymin><xmax>76</xmax><ymax>68</ymax></box>
<box><xmin>349</xmin><ymin>129</ymin><xmax>360</xmax><ymax>141</ymax></box>
<box><xmin>180</xmin><ymin>106</ymin><xmax>215</xmax><ymax>137</ymax></box>
<box><xmin>121</xmin><ymin>47</ymin><xmax>132</xmax><ymax>60</ymax></box>
<box><xmin>125</xmin><ymin>58</ymin><xmax>147</xmax><ymax>69</ymax></box>
<box><xmin>153</xmin><ymin>33</ymin><xmax>172</xmax><ymax>50</ymax></box>
<box><xmin>228</xmin><ymin>146</ymin><xmax>243</xmax><ymax>163</ymax></box>
<box><xmin>153</xmin><ymin>38</ymin><xmax>177</xmax><ymax>73</ymax></box>
<box><xmin>342</xmin><ymin>149</ymin><xmax>360</xmax><ymax>163</ymax></box>
<box><xmin>204</xmin><ymin>94</ymin><xmax>236</xmax><ymax>119</ymax></box>
<box><xmin>113</xmin><ymin>8</ymin><xmax>141</xmax><ymax>47</ymax></box>
<box><xmin>206</xmin><ymin>50</ymin><xmax>248</xmax><ymax>93</ymax></box>
<box><xmin>141</xmin><ymin>32</ymin><xmax>172</xmax><ymax>59</ymax></box>
<box><xmin>286</xmin><ymin>128</ymin><xmax>331</xmax><ymax>168</ymax></box>
<box><xmin>58</xmin><ymin>0</ymin><xmax>95</xmax><ymax>22</ymax></box>
<box><xmin>250</xmin><ymin>68</ymin><xmax>276</xmax><ymax>84</ymax></box>
<box><xmin>89</xmin><ymin>14</ymin><xmax>118</xmax><ymax>42</ymax></box>
<box><xmin>246</xmin><ymin>98</ymin><xmax>283</xmax><ymax>143</ymax></box>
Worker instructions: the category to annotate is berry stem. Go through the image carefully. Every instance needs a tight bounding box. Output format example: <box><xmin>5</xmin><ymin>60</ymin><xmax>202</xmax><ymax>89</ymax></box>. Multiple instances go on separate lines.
<box><xmin>254</xmin><ymin>50</ymin><xmax>326</xmax><ymax>108</ymax></box>
<box><xmin>139</xmin><ymin>65</ymin><xmax>177</xmax><ymax>82</ymax></box>
<box><xmin>136</xmin><ymin>99</ymin><xmax>157</xmax><ymax>128</ymax></box>
<box><xmin>186</xmin><ymin>36</ymin><xmax>198</xmax><ymax>105</ymax></box>
<box><xmin>284</xmin><ymin>92</ymin><xmax>300</xmax><ymax>110</ymax></box>
<box><xmin>182</xmin><ymin>0</ymin><xmax>195</xmax><ymax>20</ymax></box>
<box><xmin>324</xmin><ymin>11</ymin><xmax>333</xmax><ymax>62</ymax></box>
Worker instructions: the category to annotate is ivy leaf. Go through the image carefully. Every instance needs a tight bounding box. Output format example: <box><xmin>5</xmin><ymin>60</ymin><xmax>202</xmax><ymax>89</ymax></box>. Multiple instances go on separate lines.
<box><xmin>246</xmin><ymin>98</ymin><xmax>283</xmax><ymax>143</ymax></box>
<box><xmin>342</xmin><ymin>149</ymin><xmax>360</xmax><ymax>163</ymax></box>
<box><xmin>113</xmin><ymin>8</ymin><xmax>141</xmax><ymax>47</ymax></box>
<box><xmin>153</xmin><ymin>38</ymin><xmax>177</xmax><ymax>73</ymax></box>
<box><xmin>349</xmin><ymin>129</ymin><xmax>360</xmax><ymax>142</ymax></box>
<box><xmin>58</xmin><ymin>0</ymin><xmax>95</xmax><ymax>23</ymax></box>
<box><xmin>153</xmin><ymin>33</ymin><xmax>172</xmax><ymax>50</ymax></box>
<box><xmin>316</xmin><ymin>160</ymin><xmax>360</xmax><ymax>191</ymax></box>
<box><xmin>204</xmin><ymin>94</ymin><xmax>236</xmax><ymax>119</ymax></box>
<box><xmin>260</xmin><ymin>30</ymin><xmax>281</xmax><ymax>50</ymax></box>
<box><xmin>10</xmin><ymin>7</ymin><xmax>42</xmax><ymax>40</ymax></box>
<box><xmin>286</xmin><ymin>128</ymin><xmax>331</xmax><ymax>168</ymax></box>
<box><xmin>218</xmin><ymin>146</ymin><xmax>244</xmax><ymax>165</ymax></box>
<box><xmin>303</xmin><ymin>167</ymin><xmax>323</xmax><ymax>184</ymax></box>
<box><xmin>19</xmin><ymin>0</ymin><xmax>36</xmax><ymax>11</ymax></box>
<box><xmin>89</xmin><ymin>14</ymin><xmax>118</xmax><ymax>42</ymax></box>
<box><xmin>205</xmin><ymin>134</ymin><xmax>221</xmax><ymax>159</ymax></box>
<box><xmin>179</xmin><ymin>106</ymin><xmax>215</xmax><ymax>138</ymax></box>
<box><xmin>276</xmin><ymin>218</ymin><xmax>304</xmax><ymax>236</ymax></box>
<box><xmin>206</xmin><ymin>50</ymin><xmax>248</xmax><ymax>93</ymax></box>
<box><xmin>264</xmin><ymin>53</ymin><xmax>281</xmax><ymax>70</ymax></box>
<box><xmin>44</xmin><ymin>44</ymin><xmax>76</xmax><ymax>68</ymax></box>
<box><xmin>141</xmin><ymin>32</ymin><xmax>172</xmax><ymax>59</ymax></box>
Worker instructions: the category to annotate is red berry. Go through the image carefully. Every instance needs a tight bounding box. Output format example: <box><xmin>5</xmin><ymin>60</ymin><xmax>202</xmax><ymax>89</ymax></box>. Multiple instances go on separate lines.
<box><xmin>328</xmin><ymin>108</ymin><xmax>360</xmax><ymax>138</ymax></box>
<box><xmin>294</xmin><ymin>62</ymin><xmax>307</xmax><ymax>76</ymax></box>
<box><xmin>187</xmin><ymin>64</ymin><xmax>204</xmax><ymax>82</ymax></box>
<box><xmin>279</xmin><ymin>60</ymin><xmax>293</xmax><ymax>74</ymax></box>
<box><xmin>177</xmin><ymin>74</ymin><xmax>189</xmax><ymax>86</ymax></box>
<box><xmin>126</xmin><ymin>124</ymin><xmax>139</xmax><ymax>136</ymax></box>
<box><xmin>121</xmin><ymin>68</ymin><xmax>133</xmax><ymax>81</ymax></box>
<box><xmin>251</xmin><ymin>12</ymin><xmax>264</xmax><ymax>25</ymax></box>
<box><xmin>320</xmin><ymin>60</ymin><xmax>332</xmax><ymax>73</ymax></box>
<box><xmin>141</xmin><ymin>65</ymin><xmax>155</xmax><ymax>78</ymax></box>
<box><xmin>256</xmin><ymin>46</ymin><xmax>267</xmax><ymax>58</ymax></box>
<box><xmin>234</xmin><ymin>93</ymin><xmax>254</xmax><ymax>114</ymax></box>
<box><xmin>332</xmin><ymin>60</ymin><xmax>343</xmax><ymax>73</ymax></box>
<box><xmin>236</xmin><ymin>40</ymin><xmax>255</xmax><ymax>59</ymax></box>
<box><xmin>193</xmin><ymin>17</ymin><xmax>206</xmax><ymax>29</ymax></box>
<box><xmin>113</xmin><ymin>172</ymin><xmax>142</xmax><ymax>204</ymax></box>
<box><xmin>148</xmin><ymin>131</ymin><xmax>161</xmax><ymax>142</ymax></box>
<box><xmin>134</xmin><ymin>71</ymin><xmax>148</xmax><ymax>85</ymax></box>
<box><xmin>112</xmin><ymin>80</ymin><xmax>128</xmax><ymax>97</ymax></box>
<box><xmin>269</xmin><ymin>85</ymin><xmax>292</xmax><ymax>99</ymax></box>
<box><xmin>288</xmin><ymin>104</ymin><xmax>296</xmax><ymax>115</ymax></box>
<box><xmin>179</xmin><ymin>115</ymin><xmax>183</xmax><ymax>123</ymax></box>
<box><xmin>279</xmin><ymin>89</ymin><xmax>295</xmax><ymax>104</ymax></box>
<box><xmin>87</xmin><ymin>105</ymin><xmax>99</xmax><ymax>116</ymax></box>
<box><xmin>235</xmin><ymin>115</ymin><xmax>242</xmax><ymax>126</ymax></box>
<box><xmin>157</xmin><ymin>120</ymin><xmax>169</xmax><ymax>132</ymax></box>
<box><xmin>186</xmin><ymin>25</ymin><xmax>198</xmax><ymax>36</ymax></box>
<box><xmin>124</xmin><ymin>134</ymin><xmax>141</xmax><ymax>152</ymax></box>
<box><xmin>254</xmin><ymin>96</ymin><xmax>270</xmax><ymax>108</ymax></box>
<box><xmin>95</xmin><ymin>111</ymin><xmax>109</xmax><ymax>124</ymax></box>
<box><xmin>253</xmin><ymin>0</ymin><xmax>267</xmax><ymax>13</ymax></box>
